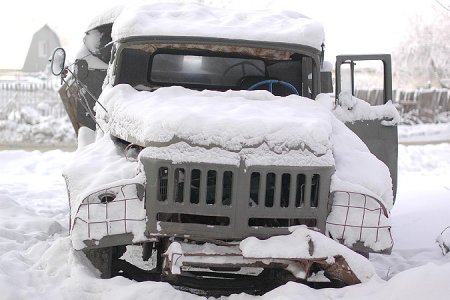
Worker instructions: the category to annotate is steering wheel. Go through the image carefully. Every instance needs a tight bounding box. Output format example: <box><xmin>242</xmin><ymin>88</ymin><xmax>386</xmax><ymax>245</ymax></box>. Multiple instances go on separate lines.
<box><xmin>247</xmin><ymin>79</ymin><xmax>299</xmax><ymax>95</ymax></box>
<box><xmin>222</xmin><ymin>61</ymin><xmax>265</xmax><ymax>77</ymax></box>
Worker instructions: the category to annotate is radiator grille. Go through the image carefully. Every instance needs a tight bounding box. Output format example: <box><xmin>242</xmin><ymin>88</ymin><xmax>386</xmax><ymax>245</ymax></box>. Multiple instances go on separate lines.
<box><xmin>142</xmin><ymin>157</ymin><xmax>333</xmax><ymax>240</ymax></box>
<box><xmin>155</xmin><ymin>167</ymin><xmax>235</xmax><ymax>206</ymax></box>
<box><xmin>248</xmin><ymin>172</ymin><xmax>320</xmax><ymax>208</ymax></box>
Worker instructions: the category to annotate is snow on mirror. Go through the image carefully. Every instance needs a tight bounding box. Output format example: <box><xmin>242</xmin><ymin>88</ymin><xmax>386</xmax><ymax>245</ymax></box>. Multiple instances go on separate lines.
<box><xmin>50</xmin><ymin>47</ymin><xmax>66</xmax><ymax>76</ymax></box>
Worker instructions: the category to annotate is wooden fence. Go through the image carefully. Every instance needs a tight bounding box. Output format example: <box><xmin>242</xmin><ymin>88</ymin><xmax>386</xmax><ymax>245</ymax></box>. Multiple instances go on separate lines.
<box><xmin>0</xmin><ymin>79</ymin><xmax>66</xmax><ymax>121</ymax></box>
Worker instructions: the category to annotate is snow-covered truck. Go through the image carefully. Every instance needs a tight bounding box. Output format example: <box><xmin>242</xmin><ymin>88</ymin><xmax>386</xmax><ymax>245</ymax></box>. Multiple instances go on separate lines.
<box><xmin>50</xmin><ymin>3</ymin><xmax>399</xmax><ymax>294</ymax></box>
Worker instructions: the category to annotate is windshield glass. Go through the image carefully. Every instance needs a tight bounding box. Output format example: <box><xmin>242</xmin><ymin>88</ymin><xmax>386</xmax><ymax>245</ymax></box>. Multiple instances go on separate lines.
<box><xmin>115</xmin><ymin>45</ymin><xmax>315</xmax><ymax>97</ymax></box>
<box><xmin>149</xmin><ymin>53</ymin><xmax>266</xmax><ymax>87</ymax></box>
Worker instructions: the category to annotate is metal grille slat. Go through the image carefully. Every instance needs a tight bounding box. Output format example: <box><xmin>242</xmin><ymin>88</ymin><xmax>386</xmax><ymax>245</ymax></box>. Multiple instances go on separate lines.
<box><xmin>303</xmin><ymin>174</ymin><xmax>312</xmax><ymax>209</ymax></box>
<box><xmin>274</xmin><ymin>172</ymin><xmax>282</xmax><ymax>208</ymax></box>
<box><xmin>289</xmin><ymin>172</ymin><xmax>297</xmax><ymax>208</ymax></box>
<box><xmin>311</xmin><ymin>174</ymin><xmax>320</xmax><ymax>208</ymax></box>
<box><xmin>184</xmin><ymin>167</ymin><xmax>191</xmax><ymax>204</ymax></box>
<box><xmin>258</xmin><ymin>171</ymin><xmax>267</xmax><ymax>207</ymax></box>
<box><xmin>167</xmin><ymin>167</ymin><xmax>175</xmax><ymax>204</ymax></box>
<box><xmin>199</xmin><ymin>169</ymin><xmax>207</xmax><ymax>205</ymax></box>
<box><xmin>216</xmin><ymin>171</ymin><xmax>223</xmax><ymax>207</ymax></box>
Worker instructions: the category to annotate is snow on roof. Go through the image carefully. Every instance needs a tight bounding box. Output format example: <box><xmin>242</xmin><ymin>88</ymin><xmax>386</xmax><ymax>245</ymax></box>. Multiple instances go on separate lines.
<box><xmin>111</xmin><ymin>2</ymin><xmax>325</xmax><ymax>50</ymax></box>
<box><xmin>97</xmin><ymin>85</ymin><xmax>333</xmax><ymax>156</ymax></box>
<box><xmin>85</xmin><ymin>4</ymin><xmax>124</xmax><ymax>32</ymax></box>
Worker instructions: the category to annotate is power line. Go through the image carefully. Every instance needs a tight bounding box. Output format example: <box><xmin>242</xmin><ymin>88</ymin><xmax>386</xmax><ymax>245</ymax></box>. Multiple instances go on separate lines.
<box><xmin>435</xmin><ymin>0</ymin><xmax>450</xmax><ymax>11</ymax></box>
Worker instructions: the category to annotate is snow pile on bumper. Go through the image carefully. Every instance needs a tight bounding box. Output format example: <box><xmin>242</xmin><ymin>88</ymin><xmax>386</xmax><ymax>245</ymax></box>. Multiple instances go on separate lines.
<box><xmin>164</xmin><ymin>226</ymin><xmax>376</xmax><ymax>284</ymax></box>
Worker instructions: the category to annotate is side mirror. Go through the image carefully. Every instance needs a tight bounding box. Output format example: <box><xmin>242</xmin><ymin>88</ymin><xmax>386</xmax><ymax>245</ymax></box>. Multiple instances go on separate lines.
<box><xmin>50</xmin><ymin>47</ymin><xmax>66</xmax><ymax>76</ymax></box>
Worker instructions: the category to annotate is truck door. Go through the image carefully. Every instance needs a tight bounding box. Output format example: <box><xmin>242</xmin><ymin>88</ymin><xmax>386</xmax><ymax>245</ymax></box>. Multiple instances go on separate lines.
<box><xmin>335</xmin><ymin>54</ymin><xmax>398</xmax><ymax>199</ymax></box>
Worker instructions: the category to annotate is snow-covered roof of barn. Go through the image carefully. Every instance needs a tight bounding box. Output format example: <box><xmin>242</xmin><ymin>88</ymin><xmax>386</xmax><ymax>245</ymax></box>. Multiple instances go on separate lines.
<box><xmin>110</xmin><ymin>2</ymin><xmax>325</xmax><ymax>50</ymax></box>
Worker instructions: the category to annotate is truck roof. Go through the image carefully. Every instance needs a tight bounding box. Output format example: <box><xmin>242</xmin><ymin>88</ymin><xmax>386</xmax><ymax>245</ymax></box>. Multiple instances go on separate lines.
<box><xmin>108</xmin><ymin>2</ymin><xmax>325</xmax><ymax>50</ymax></box>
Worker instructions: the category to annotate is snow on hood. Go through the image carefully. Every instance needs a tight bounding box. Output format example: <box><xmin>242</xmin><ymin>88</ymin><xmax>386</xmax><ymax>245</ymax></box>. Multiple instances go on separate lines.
<box><xmin>97</xmin><ymin>85</ymin><xmax>333</xmax><ymax>155</ymax></box>
<box><xmin>111</xmin><ymin>2</ymin><xmax>325</xmax><ymax>50</ymax></box>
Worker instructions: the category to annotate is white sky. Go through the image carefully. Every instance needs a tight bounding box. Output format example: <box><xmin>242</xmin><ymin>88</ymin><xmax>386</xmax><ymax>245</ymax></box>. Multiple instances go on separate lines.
<box><xmin>0</xmin><ymin>0</ymin><xmax>435</xmax><ymax>70</ymax></box>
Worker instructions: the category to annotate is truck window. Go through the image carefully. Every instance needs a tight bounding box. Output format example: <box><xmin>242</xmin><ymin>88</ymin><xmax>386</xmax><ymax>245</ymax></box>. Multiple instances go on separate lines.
<box><xmin>149</xmin><ymin>53</ymin><xmax>266</xmax><ymax>88</ymax></box>
<box><xmin>115</xmin><ymin>46</ymin><xmax>316</xmax><ymax>97</ymax></box>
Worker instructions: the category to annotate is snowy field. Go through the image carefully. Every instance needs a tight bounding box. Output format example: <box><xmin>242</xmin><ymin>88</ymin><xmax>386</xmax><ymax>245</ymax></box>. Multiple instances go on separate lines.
<box><xmin>0</xmin><ymin>139</ymin><xmax>449</xmax><ymax>299</ymax></box>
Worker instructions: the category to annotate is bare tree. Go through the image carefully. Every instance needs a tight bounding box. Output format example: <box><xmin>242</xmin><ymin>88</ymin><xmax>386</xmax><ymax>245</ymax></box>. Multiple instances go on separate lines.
<box><xmin>394</xmin><ymin>2</ymin><xmax>450</xmax><ymax>88</ymax></box>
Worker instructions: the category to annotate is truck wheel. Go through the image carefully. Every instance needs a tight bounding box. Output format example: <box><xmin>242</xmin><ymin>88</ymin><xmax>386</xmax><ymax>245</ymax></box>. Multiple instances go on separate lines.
<box><xmin>82</xmin><ymin>246</ymin><xmax>126</xmax><ymax>278</ymax></box>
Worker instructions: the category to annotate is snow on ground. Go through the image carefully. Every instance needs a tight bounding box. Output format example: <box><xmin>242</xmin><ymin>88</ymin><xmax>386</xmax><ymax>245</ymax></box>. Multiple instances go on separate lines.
<box><xmin>0</xmin><ymin>113</ymin><xmax>75</xmax><ymax>146</ymax></box>
<box><xmin>0</xmin><ymin>141</ymin><xmax>449</xmax><ymax>299</ymax></box>
<box><xmin>398</xmin><ymin>122</ymin><xmax>450</xmax><ymax>144</ymax></box>
<box><xmin>0</xmin><ymin>78</ymin><xmax>76</xmax><ymax>147</ymax></box>
<box><xmin>370</xmin><ymin>143</ymin><xmax>450</xmax><ymax>279</ymax></box>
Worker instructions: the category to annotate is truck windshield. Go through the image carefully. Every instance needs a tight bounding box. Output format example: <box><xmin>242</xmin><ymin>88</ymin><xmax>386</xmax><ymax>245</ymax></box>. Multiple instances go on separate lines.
<box><xmin>149</xmin><ymin>53</ymin><xmax>266</xmax><ymax>87</ymax></box>
<box><xmin>115</xmin><ymin>46</ymin><xmax>313</xmax><ymax>97</ymax></box>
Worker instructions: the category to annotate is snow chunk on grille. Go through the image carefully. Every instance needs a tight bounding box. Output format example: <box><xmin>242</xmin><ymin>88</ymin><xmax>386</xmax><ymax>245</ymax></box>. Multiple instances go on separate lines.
<box><xmin>111</xmin><ymin>2</ymin><xmax>325</xmax><ymax>50</ymax></box>
<box><xmin>140</xmin><ymin>142</ymin><xmax>241</xmax><ymax>167</ymax></box>
<box><xmin>98</xmin><ymin>85</ymin><xmax>333</xmax><ymax>155</ymax></box>
<box><xmin>140</xmin><ymin>142</ymin><xmax>335</xmax><ymax>168</ymax></box>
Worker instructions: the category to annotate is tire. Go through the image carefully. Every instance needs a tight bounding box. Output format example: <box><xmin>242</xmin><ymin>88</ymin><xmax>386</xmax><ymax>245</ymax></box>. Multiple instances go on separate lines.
<box><xmin>82</xmin><ymin>246</ymin><xmax>125</xmax><ymax>278</ymax></box>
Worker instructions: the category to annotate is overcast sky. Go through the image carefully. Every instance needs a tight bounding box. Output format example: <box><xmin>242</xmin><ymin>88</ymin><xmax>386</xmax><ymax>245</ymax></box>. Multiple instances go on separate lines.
<box><xmin>0</xmin><ymin>0</ymin><xmax>437</xmax><ymax>70</ymax></box>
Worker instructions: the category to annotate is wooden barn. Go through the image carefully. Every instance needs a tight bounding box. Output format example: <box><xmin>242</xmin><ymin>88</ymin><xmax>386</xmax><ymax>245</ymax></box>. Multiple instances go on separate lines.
<box><xmin>22</xmin><ymin>25</ymin><xmax>61</xmax><ymax>73</ymax></box>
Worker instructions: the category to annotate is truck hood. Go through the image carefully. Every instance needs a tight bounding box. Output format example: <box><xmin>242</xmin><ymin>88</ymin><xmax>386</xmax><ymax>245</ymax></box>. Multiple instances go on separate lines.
<box><xmin>97</xmin><ymin>84</ymin><xmax>333</xmax><ymax>156</ymax></box>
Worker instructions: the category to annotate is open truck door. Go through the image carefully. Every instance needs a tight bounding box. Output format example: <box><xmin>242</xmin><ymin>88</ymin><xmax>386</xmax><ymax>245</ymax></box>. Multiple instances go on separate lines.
<box><xmin>335</xmin><ymin>54</ymin><xmax>398</xmax><ymax>199</ymax></box>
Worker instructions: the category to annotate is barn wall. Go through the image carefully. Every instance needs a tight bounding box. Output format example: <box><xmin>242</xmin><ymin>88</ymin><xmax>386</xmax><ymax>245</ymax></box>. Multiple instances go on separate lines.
<box><xmin>22</xmin><ymin>25</ymin><xmax>61</xmax><ymax>73</ymax></box>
